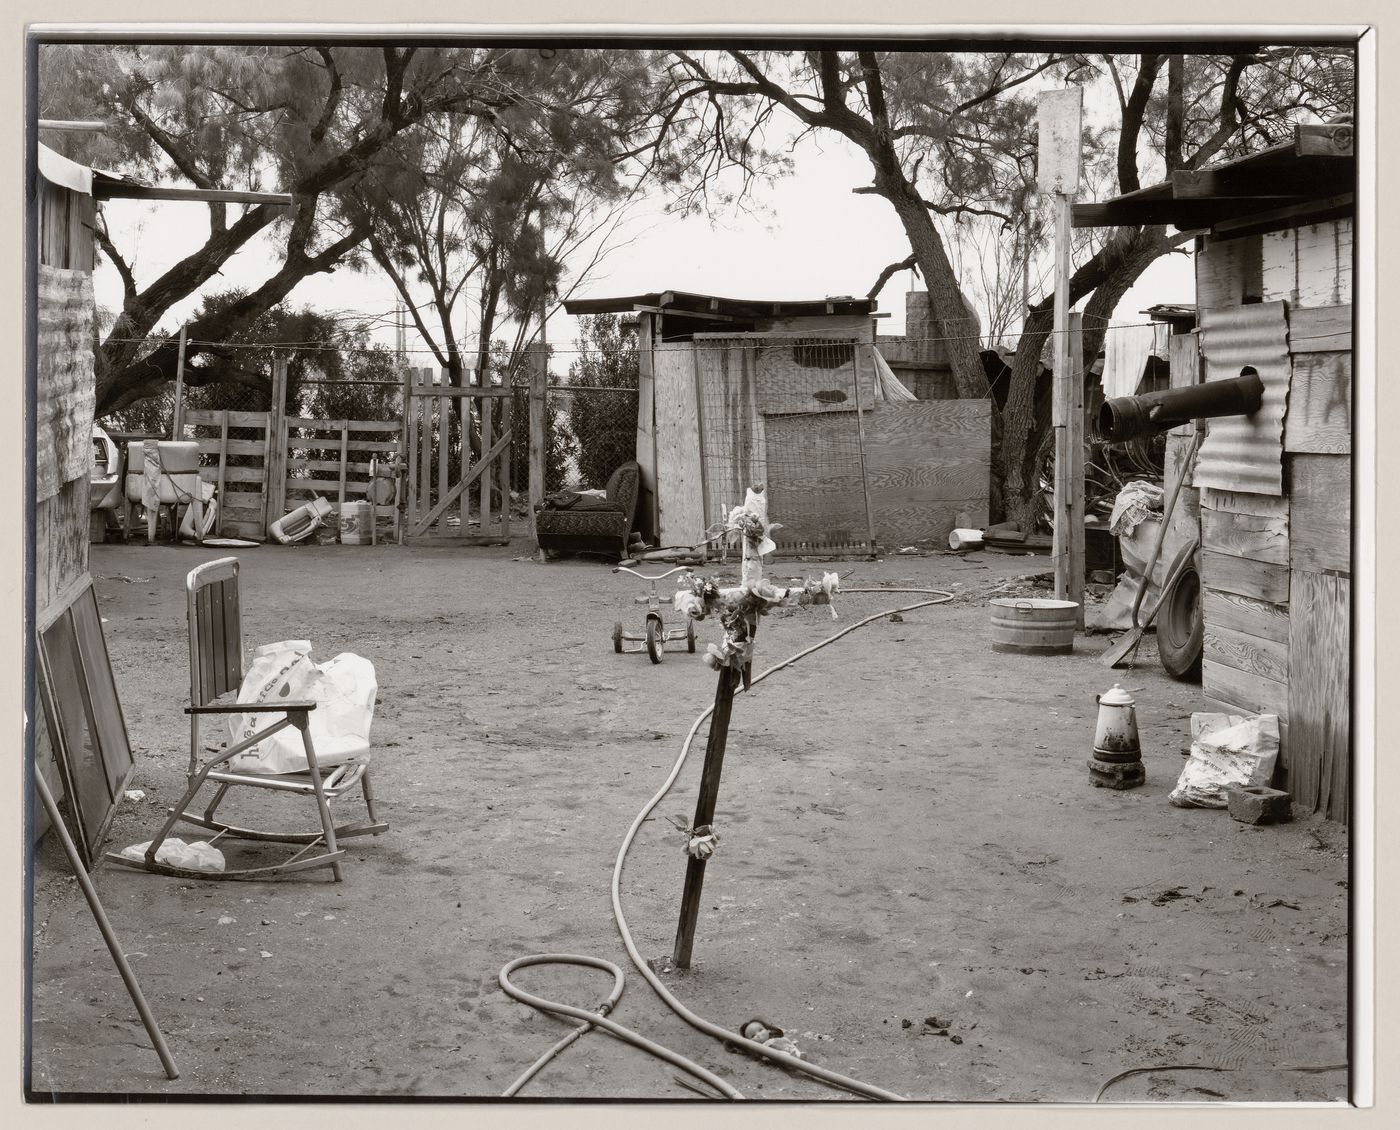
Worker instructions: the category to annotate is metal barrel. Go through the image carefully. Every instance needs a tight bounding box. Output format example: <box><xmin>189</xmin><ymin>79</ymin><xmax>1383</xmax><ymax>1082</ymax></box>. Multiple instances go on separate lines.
<box><xmin>1096</xmin><ymin>370</ymin><xmax>1265</xmax><ymax>442</ymax></box>
<box><xmin>989</xmin><ymin>598</ymin><xmax>1078</xmax><ymax>655</ymax></box>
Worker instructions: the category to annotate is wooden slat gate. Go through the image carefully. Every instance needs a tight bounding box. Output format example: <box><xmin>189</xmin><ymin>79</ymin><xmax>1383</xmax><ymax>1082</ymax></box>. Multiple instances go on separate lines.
<box><xmin>185</xmin><ymin>407</ymin><xmax>275</xmax><ymax>541</ymax></box>
<box><xmin>403</xmin><ymin>367</ymin><xmax>514</xmax><ymax>545</ymax></box>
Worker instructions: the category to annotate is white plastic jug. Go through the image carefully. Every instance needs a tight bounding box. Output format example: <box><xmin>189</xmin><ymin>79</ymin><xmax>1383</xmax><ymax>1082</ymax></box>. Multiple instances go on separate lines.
<box><xmin>269</xmin><ymin>497</ymin><xmax>334</xmax><ymax>544</ymax></box>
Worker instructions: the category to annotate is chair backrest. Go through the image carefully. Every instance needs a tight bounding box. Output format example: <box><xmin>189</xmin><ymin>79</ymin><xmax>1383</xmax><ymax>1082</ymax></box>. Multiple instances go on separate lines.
<box><xmin>605</xmin><ymin>461</ymin><xmax>641</xmax><ymax>524</ymax></box>
<box><xmin>187</xmin><ymin>557</ymin><xmax>244</xmax><ymax>707</ymax></box>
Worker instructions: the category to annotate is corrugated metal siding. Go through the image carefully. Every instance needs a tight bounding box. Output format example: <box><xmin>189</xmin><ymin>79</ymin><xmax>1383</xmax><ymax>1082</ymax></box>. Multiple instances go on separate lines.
<box><xmin>36</xmin><ymin>266</ymin><xmax>97</xmax><ymax>502</ymax></box>
<box><xmin>1193</xmin><ymin>301</ymin><xmax>1290</xmax><ymax>497</ymax></box>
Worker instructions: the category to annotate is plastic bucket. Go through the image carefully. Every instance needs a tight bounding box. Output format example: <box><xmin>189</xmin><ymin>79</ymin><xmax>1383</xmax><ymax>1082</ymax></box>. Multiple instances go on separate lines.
<box><xmin>989</xmin><ymin>598</ymin><xmax>1078</xmax><ymax>655</ymax></box>
<box><xmin>339</xmin><ymin>500</ymin><xmax>374</xmax><ymax>545</ymax></box>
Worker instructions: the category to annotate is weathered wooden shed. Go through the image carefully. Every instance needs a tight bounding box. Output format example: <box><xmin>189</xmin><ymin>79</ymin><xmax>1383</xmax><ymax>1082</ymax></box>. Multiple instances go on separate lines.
<box><xmin>1075</xmin><ymin>120</ymin><xmax>1356</xmax><ymax>822</ymax></box>
<box><xmin>563</xmin><ymin>290</ymin><xmax>991</xmax><ymax>554</ymax></box>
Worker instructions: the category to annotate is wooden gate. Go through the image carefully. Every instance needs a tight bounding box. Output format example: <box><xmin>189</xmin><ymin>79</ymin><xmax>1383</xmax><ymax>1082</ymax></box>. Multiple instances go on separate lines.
<box><xmin>185</xmin><ymin>407</ymin><xmax>274</xmax><ymax>541</ymax></box>
<box><xmin>403</xmin><ymin>367</ymin><xmax>514</xmax><ymax>545</ymax></box>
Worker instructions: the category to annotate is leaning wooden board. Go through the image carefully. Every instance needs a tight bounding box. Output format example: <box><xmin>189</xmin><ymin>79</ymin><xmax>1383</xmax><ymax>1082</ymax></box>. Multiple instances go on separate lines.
<box><xmin>1286</xmin><ymin>570</ymin><xmax>1350</xmax><ymax>821</ymax></box>
<box><xmin>652</xmin><ymin>343</ymin><xmax>707</xmax><ymax>548</ymax></box>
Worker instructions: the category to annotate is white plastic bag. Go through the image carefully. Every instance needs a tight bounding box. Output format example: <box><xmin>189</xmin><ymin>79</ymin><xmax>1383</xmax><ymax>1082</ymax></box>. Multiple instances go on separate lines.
<box><xmin>1168</xmin><ymin>712</ymin><xmax>1280</xmax><ymax>808</ymax></box>
<box><xmin>226</xmin><ymin>641</ymin><xmax>377</xmax><ymax>774</ymax></box>
<box><xmin>120</xmin><ymin>837</ymin><xmax>226</xmax><ymax>873</ymax></box>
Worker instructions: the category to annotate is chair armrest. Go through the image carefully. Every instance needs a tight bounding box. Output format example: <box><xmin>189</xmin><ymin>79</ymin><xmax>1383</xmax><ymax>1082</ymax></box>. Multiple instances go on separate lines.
<box><xmin>184</xmin><ymin>701</ymin><xmax>318</xmax><ymax>715</ymax></box>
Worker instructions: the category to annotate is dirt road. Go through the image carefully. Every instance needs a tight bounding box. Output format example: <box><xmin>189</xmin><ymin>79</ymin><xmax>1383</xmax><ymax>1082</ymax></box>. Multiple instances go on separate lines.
<box><xmin>28</xmin><ymin>542</ymin><xmax>1348</xmax><ymax>1103</ymax></box>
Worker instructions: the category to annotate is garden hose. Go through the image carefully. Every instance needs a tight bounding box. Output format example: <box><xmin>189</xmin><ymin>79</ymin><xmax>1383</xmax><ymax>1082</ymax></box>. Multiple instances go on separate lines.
<box><xmin>500</xmin><ymin>588</ymin><xmax>955</xmax><ymax>1100</ymax></box>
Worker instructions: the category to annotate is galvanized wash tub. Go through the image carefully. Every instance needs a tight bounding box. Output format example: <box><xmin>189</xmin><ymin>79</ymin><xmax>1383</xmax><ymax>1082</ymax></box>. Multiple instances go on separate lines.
<box><xmin>988</xmin><ymin>597</ymin><xmax>1079</xmax><ymax>655</ymax></box>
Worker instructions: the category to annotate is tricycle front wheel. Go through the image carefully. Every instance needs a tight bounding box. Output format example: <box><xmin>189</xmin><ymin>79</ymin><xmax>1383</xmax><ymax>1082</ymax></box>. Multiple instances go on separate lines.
<box><xmin>645</xmin><ymin>617</ymin><xmax>664</xmax><ymax>664</ymax></box>
<box><xmin>612</xmin><ymin>621</ymin><xmax>624</xmax><ymax>654</ymax></box>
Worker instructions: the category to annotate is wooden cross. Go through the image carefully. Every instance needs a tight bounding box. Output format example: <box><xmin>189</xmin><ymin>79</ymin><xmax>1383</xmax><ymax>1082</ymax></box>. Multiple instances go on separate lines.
<box><xmin>671</xmin><ymin>485</ymin><xmax>837</xmax><ymax>968</ymax></box>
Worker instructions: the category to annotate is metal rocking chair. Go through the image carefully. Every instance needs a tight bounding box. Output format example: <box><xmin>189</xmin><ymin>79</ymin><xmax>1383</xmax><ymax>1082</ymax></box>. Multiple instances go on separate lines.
<box><xmin>106</xmin><ymin>557</ymin><xmax>387</xmax><ymax>881</ymax></box>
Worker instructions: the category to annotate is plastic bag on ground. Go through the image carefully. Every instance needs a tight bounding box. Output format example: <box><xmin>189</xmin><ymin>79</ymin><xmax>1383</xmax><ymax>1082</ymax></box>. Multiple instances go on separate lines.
<box><xmin>226</xmin><ymin>641</ymin><xmax>377</xmax><ymax>775</ymax></box>
<box><xmin>1168</xmin><ymin>712</ymin><xmax>1280</xmax><ymax>808</ymax></box>
<box><xmin>120</xmin><ymin>837</ymin><xmax>226</xmax><ymax>872</ymax></box>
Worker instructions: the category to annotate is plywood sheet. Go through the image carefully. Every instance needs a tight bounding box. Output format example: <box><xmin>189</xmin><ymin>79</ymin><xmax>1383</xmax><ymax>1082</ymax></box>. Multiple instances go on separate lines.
<box><xmin>765</xmin><ymin>400</ymin><xmax>990</xmax><ymax>550</ymax></box>
<box><xmin>1285</xmin><ymin>352</ymin><xmax>1350</xmax><ymax>454</ymax></box>
<box><xmin>35</xmin><ymin>266</ymin><xmax>96</xmax><ymax>502</ymax></box>
<box><xmin>1195</xmin><ymin>234</ymin><xmax>1262</xmax><ymax>309</ymax></box>
<box><xmin>1289</xmin><ymin>453</ymin><xmax>1350</xmax><ymax>576</ymax></box>
<box><xmin>1261</xmin><ymin>219</ymin><xmax>1353</xmax><ymax>308</ymax></box>
<box><xmin>1286</xmin><ymin>570</ymin><xmax>1350</xmax><ymax>821</ymax></box>
<box><xmin>755</xmin><ymin>337</ymin><xmax>874</xmax><ymax>416</ymax></box>
<box><xmin>1167</xmin><ymin>332</ymin><xmax>1202</xmax><ymax>437</ymax></box>
<box><xmin>1201</xmin><ymin>549</ymin><xmax>1290</xmax><ymax>604</ymax></box>
<box><xmin>652</xmin><ymin>343</ymin><xmax>706</xmax><ymax>548</ymax></box>
<box><xmin>1202</xmin><ymin>587</ymin><xmax>1290</xmax><ymax>644</ymax></box>
<box><xmin>1195</xmin><ymin>301</ymin><xmax>1290</xmax><ymax>496</ymax></box>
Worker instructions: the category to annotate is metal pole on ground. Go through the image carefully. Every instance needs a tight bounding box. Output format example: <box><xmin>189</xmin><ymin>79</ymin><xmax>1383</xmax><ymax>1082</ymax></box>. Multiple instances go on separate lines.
<box><xmin>34</xmin><ymin>773</ymin><xmax>180</xmax><ymax>1081</ymax></box>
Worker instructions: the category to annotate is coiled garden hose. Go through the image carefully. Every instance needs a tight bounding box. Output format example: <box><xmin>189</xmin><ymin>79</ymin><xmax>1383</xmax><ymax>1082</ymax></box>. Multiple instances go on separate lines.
<box><xmin>500</xmin><ymin>588</ymin><xmax>956</xmax><ymax>1100</ymax></box>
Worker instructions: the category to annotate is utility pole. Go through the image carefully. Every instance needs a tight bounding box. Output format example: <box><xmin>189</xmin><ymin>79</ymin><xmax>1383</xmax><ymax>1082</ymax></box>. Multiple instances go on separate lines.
<box><xmin>1039</xmin><ymin>88</ymin><xmax>1086</xmax><ymax>629</ymax></box>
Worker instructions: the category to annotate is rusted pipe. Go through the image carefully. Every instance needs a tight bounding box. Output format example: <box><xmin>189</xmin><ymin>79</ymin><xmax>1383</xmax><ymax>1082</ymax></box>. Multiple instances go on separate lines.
<box><xmin>1097</xmin><ymin>369</ymin><xmax>1264</xmax><ymax>442</ymax></box>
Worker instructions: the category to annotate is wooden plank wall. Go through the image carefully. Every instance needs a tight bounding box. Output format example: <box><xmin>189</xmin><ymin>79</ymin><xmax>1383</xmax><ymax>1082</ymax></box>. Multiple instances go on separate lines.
<box><xmin>652</xmin><ymin>343</ymin><xmax>707</xmax><ymax>548</ymax></box>
<box><xmin>1196</xmin><ymin>216</ymin><xmax>1353</xmax><ymax>821</ymax></box>
<box><xmin>765</xmin><ymin>400</ymin><xmax>990</xmax><ymax>552</ymax></box>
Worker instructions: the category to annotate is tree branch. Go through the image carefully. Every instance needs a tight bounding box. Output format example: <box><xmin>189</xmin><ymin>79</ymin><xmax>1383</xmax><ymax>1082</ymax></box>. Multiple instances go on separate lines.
<box><xmin>866</xmin><ymin>254</ymin><xmax>918</xmax><ymax>299</ymax></box>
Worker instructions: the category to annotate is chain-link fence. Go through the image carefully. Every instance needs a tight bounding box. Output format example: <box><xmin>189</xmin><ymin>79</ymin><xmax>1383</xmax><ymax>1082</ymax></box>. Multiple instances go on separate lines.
<box><xmin>547</xmin><ymin>384</ymin><xmax>638</xmax><ymax>491</ymax></box>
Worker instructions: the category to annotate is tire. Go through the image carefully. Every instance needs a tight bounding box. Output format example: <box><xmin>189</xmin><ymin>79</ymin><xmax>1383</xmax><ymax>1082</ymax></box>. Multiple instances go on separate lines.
<box><xmin>645</xmin><ymin>617</ymin><xmax>665</xmax><ymax>664</ymax></box>
<box><xmin>686</xmin><ymin>620</ymin><xmax>696</xmax><ymax>653</ymax></box>
<box><xmin>1158</xmin><ymin>555</ymin><xmax>1204</xmax><ymax>682</ymax></box>
<box><xmin>612</xmin><ymin>622</ymin><xmax>624</xmax><ymax>654</ymax></box>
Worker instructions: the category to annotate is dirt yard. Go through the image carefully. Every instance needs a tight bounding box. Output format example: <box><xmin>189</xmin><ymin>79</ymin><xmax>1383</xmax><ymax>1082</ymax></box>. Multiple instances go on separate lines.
<box><xmin>28</xmin><ymin>540</ymin><xmax>1349</xmax><ymax>1104</ymax></box>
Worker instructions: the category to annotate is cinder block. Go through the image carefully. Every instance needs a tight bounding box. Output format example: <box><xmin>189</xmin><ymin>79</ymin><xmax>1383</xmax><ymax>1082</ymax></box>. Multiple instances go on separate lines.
<box><xmin>1226</xmin><ymin>784</ymin><xmax>1293</xmax><ymax>825</ymax></box>
<box><xmin>1087</xmin><ymin>759</ymin><xmax>1145</xmax><ymax>790</ymax></box>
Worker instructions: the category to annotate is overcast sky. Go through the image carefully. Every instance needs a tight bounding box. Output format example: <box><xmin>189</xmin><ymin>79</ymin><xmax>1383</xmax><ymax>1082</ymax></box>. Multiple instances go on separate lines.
<box><xmin>91</xmin><ymin>94</ymin><xmax>1195</xmax><ymax>369</ymax></box>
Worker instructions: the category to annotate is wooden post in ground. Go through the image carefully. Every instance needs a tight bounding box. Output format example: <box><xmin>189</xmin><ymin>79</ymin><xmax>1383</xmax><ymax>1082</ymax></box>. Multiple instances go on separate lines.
<box><xmin>1040</xmin><ymin>87</ymin><xmax>1085</xmax><ymax>627</ymax></box>
<box><xmin>267</xmin><ymin>358</ymin><xmax>289</xmax><ymax>526</ymax></box>
<box><xmin>171</xmin><ymin>325</ymin><xmax>187</xmax><ymax>439</ymax></box>
<box><xmin>528</xmin><ymin>298</ymin><xmax>549</xmax><ymax>544</ymax></box>
<box><xmin>849</xmin><ymin>335</ymin><xmax>878</xmax><ymax>556</ymax></box>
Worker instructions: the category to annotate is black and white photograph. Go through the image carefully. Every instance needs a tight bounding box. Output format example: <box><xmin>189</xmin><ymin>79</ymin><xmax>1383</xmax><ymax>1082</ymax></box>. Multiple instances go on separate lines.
<box><xmin>21</xmin><ymin>17</ymin><xmax>1374</xmax><ymax>1112</ymax></box>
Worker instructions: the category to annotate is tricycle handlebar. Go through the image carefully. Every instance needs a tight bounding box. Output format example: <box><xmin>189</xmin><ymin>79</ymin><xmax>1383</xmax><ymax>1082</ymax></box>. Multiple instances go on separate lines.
<box><xmin>613</xmin><ymin>565</ymin><xmax>692</xmax><ymax>582</ymax></box>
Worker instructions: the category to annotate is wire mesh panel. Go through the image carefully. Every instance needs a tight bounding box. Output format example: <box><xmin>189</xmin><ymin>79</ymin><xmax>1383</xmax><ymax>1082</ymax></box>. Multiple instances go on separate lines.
<box><xmin>693</xmin><ymin>334</ymin><xmax>874</xmax><ymax>555</ymax></box>
<box><xmin>549</xmin><ymin>385</ymin><xmax>639</xmax><ymax>489</ymax></box>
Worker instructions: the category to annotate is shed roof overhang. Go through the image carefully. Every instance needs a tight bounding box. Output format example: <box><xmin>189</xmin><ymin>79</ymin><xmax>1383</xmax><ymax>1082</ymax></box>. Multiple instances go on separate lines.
<box><xmin>1071</xmin><ymin>122</ymin><xmax>1355</xmax><ymax>238</ymax></box>
<box><xmin>563</xmin><ymin>290</ymin><xmax>876</xmax><ymax>320</ymax></box>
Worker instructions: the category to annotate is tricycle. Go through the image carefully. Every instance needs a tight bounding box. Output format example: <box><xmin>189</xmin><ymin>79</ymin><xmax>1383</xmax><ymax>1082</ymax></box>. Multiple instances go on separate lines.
<box><xmin>611</xmin><ymin>565</ymin><xmax>697</xmax><ymax>663</ymax></box>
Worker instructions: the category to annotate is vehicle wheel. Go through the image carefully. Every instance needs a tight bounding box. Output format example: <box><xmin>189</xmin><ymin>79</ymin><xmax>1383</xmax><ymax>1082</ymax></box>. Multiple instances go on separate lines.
<box><xmin>686</xmin><ymin>620</ymin><xmax>696</xmax><ymax>653</ymax></box>
<box><xmin>612</xmin><ymin>622</ymin><xmax>624</xmax><ymax>654</ymax></box>
<box><xmin>1158</xmin><ymin>555</ymin><xmax>1203</xmax><ymax>682</ymax></box>
<box><xmin>645</xmin><ymin>618</ymin><xmax>665</xmax><ymax>664</ymax></box>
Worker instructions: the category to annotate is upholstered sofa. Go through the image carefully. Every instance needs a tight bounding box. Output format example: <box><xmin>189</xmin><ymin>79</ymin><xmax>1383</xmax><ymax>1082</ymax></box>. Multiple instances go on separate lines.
<box><xmin>534</xmin><ymin>460</ymin><xmax>640</xmax><ymax>560</ymax></box>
